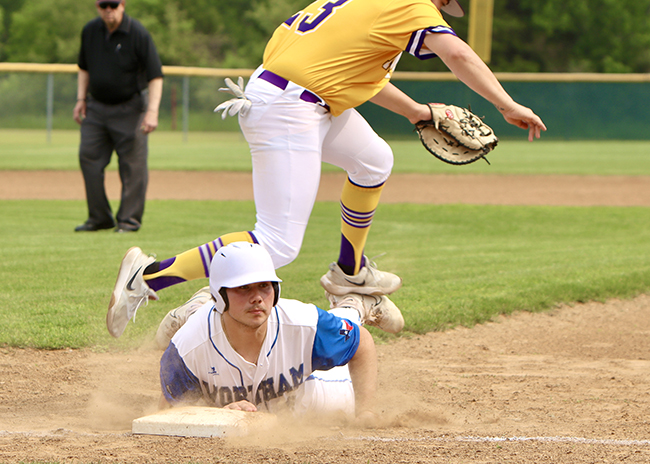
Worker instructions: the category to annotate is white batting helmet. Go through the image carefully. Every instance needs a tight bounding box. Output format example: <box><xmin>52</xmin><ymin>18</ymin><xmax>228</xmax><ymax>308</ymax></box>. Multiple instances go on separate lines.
<box><xmin>209</xmin><ymin>242</ymin><xmax>282</xmax><ymax>313</ymax></box>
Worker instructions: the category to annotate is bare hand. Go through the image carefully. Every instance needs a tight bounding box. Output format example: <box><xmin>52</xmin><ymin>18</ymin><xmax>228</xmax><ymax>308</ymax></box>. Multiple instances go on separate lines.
<box><xmin>223</xmin><ymin>400</ymin><xmax>257</xmax><ymax>412</ymax></box>
<box><xmin>140</xmin><ymin>110</ymin><xmax>159</xmax><ymax>134</ymax></box>
<box><xmin>73</xmin><ymin>100</ymin><xmax>86</xmax><ymax>125</ymax></box>
<box><xmin>498</xmin><ymin>103</ymin><xmax>547</xmax><ymax>142</ymax></box>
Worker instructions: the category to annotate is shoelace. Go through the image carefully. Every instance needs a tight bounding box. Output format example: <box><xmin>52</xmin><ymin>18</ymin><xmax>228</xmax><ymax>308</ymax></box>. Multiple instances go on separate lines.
<box><xmin>130</xmin><ymin>291</ymin><xmax>153</xmax><ymax>323</ymax></box>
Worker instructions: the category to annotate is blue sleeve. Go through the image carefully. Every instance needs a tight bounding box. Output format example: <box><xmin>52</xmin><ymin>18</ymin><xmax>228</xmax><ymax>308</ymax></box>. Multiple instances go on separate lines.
<box><xmin>311</xmin><ymin>307</ymin><xmax>360</xmax><ymax>371</ymax></box>
<box><xmin>160</xmin><ymin>342</ymin><xmax>204</xmax><ymax>405</ymax></box>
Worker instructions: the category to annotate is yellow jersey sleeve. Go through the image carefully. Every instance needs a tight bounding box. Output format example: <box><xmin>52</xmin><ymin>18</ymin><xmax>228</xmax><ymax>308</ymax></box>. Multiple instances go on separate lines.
<box><xmin>263</xmin><ymin>0</ymin><xmax>455</xmax><ymax>116</ymax></box>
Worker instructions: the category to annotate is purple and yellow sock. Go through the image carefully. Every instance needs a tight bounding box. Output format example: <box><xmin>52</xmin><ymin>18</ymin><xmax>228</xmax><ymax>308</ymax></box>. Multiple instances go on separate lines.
<box><xmin>337</xmin><ymin>177</ymin><xmax>384</xmax><ymax>275</ymax></box>
<box><xmin>143</xmin><ymin>231</ymin><xmax>258</xmax><ymax>291</ymax></box>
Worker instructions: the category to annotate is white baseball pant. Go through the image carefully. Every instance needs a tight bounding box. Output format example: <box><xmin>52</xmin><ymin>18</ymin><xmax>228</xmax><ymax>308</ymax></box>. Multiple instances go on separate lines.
<box><xmin>238</xmin><ymin>66</ymin><xmax>393</xmax><ymax>269</ymax></box>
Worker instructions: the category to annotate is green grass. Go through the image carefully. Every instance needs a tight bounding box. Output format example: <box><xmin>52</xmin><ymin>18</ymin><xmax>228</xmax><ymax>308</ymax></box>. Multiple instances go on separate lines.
<box><xmin>2</xmin><ymin>199</ymin><xmax>650</xmax><ymax>349</ymax></box>
<box><xmin>1</xmin><ymin>129</ymin><xmax>650</xmax><ymax>175</ymax></box>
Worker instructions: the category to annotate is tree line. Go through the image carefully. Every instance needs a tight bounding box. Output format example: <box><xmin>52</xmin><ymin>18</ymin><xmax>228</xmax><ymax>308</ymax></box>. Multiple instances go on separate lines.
<box><xmin>1</xmin><ymin>0</ymin><xmax>649</xmax><ymax>73</ymax></box>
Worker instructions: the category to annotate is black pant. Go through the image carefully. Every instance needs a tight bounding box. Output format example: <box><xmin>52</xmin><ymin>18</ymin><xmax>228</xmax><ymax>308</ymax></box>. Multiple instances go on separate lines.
<box><xmin>79</xmin><ymin>94</ymin><xmax>148</xmax><ymax>230</ymax></box>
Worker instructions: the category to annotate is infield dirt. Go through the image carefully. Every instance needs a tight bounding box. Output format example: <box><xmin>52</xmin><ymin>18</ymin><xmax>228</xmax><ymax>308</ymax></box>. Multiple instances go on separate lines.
<box><xmin>1</xmin><ymin>171</ymin><xmax>649</xmax><ymax>463</ymax></box>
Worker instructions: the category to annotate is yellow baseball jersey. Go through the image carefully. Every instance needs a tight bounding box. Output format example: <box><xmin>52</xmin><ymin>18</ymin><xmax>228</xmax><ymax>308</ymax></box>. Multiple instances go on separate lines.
<box><xmin>263</xmin><ymin>0</ymin><xmax>455</xmax><ymax>116</ymax></box>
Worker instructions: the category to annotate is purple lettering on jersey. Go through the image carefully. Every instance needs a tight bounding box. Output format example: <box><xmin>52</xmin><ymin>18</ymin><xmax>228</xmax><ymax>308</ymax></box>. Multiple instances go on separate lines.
<box><xmin>284</xmin><ymin>12</ymin><xmax>300</xmax><ymax>27</ymax></box>
<box><xmin>297</xmin><ymin>0</ymin><xmax>352</xmax><ymax>33</ymax></box>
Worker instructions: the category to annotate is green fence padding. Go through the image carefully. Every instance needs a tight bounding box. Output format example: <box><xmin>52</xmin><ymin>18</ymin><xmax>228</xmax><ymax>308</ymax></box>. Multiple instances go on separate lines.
<box><xmin>357</xmin><ymin>80</ymin><xmax>650</xmax><ymax>140</ymax></box>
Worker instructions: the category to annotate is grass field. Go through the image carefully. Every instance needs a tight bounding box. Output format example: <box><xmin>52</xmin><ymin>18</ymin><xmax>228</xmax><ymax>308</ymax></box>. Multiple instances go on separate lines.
<box><xmin>2</xmin><ymin>128</ymin><xmax>650</xmax><ymax>175</ymax></box>
<box><xmin>1</xmin><ymin>129</ymin><xmax>650</xmax><ymax>350</ymax></box>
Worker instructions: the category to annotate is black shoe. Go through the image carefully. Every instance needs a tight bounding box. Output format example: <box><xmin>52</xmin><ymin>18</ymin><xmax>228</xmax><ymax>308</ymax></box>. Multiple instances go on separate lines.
<box><xmin>75</xmin><ymin>221</ymin><xmax>115</xmax><ymax>232</ymax></box>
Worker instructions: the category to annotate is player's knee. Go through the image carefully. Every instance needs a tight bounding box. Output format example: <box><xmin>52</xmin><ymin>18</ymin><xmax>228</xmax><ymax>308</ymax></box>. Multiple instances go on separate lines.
<box><xmin>349</xmin><ymin>138</ymin><xmax>393</xmax><ymax>186</ymax></box>
<box><xmin>373</xmin><ymin>138</ymin><xmax>394</xmax><ymax>175</ymax></box>
<box><xmin>271</xmin><ymin>244</ymin><xmax>301</xmax><ymax>268</ymax></box>
<box><xmin>255</xmin><ymin>235</ymin><xmax>302</xmax><ymax>269</ymax></box>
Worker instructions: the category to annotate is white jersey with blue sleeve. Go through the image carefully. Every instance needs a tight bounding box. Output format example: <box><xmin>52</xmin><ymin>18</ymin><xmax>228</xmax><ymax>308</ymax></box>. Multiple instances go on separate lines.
<box><xmin>160</xmin><ymin>298</ymin><xmax>360</xmax><ymax>413</ymax></box>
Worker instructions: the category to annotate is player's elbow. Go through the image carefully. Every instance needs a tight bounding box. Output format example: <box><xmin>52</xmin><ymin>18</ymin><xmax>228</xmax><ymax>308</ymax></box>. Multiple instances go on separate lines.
<box><xmin>349</xmin><ymin>327</ymin><xmax>377</xmax><ymax>374</ymax></box>
<box><xmin>440</xmin><ymin>45</ymin><xmax>477</xmax><ymax>69</ymax></box>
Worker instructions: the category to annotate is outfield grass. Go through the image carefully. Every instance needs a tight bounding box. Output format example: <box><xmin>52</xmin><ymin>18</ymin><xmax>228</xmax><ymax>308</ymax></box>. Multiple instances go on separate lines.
<box><xmin>1</xmin><ymin>129</ymin><xmax>650</xmax><ymax>175</ymax></box>
<box><xmin>1</xmin><ymin>199</ymin><xmax>650</xmax><ymax>350</ymax></box>
<box><xmin>2</xmin><ymin>128</ymin><xmax>649</xmax><ymax>350</ymax></box>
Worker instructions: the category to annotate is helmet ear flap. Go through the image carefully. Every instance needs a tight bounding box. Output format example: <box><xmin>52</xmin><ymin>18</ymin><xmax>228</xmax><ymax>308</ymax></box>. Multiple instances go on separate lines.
<box><xmin>214</xmin><ymin>283</ymin><xmax>278</xmax><ymax>313</ymax></box>
<box><xmin>272</xmin><ymin>282</ymin><xmax>280</xmax><ymax>306</ymax></box>
<box><xmin>214</xmin><ymin>287</ymin><xmax>229</xmax><ymax>313</ymax></box>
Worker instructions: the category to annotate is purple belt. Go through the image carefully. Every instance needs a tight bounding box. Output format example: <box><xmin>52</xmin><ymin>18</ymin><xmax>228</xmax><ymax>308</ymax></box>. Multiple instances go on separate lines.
<box><xmin>258</xmin><ymin>70</ymin><xmax>330</xmax><ymax>111</ymax></box>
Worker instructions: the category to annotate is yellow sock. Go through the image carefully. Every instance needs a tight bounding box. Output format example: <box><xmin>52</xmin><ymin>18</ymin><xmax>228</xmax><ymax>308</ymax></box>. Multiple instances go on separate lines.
<box><xmin>338</xmin><ymin>178</ymin><xmax>384</xmax><ymax>274</ymax></box>
<box><xmin>143</xmin><ymin>231</ymin><xmax>257</xmax><ymax>291</ymax></box>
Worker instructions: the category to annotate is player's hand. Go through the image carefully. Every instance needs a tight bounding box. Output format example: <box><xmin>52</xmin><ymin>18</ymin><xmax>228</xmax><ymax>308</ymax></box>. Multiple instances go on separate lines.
<box><xmin>223</xmin><ymin>400</ymin><xmax>257</xmax><ymax>412</ymax></box>
<box><xmin>73</xmin><ymin>100</ymin><xmax>86</xmax><ymax>125</ymax></box>
<box><xmin>498</xmin><ymin>103</ymin><xmax>547</xmax><ymax>142</ymax></box>
<box><xmin>409</xmin><ymin>103</ymin><xmax>435</xmax><ymax>125</ymax></box>
<box><xmin>140</xmin><ymin>110</ymin><xmax>159</xmax><ymax>134</ymax></box>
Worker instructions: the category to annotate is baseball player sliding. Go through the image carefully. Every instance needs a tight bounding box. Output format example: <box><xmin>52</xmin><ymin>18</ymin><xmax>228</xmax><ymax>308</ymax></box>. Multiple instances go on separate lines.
<box><xmin>107</xmin><ymin>0</ymin><xmax>546</xmax><ymax>339</ymax></box>
<box><xmin>158</xmin><ymin>242</ymin><xmax>388</xmax><ymax>421</ymax></box>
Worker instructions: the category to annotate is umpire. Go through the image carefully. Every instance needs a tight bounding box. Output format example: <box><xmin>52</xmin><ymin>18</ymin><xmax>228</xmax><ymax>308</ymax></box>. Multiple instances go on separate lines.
<box><xmin>73</xmin><ymin>0</ymin><xmax>163</xmax><ymax>233</ymax></box>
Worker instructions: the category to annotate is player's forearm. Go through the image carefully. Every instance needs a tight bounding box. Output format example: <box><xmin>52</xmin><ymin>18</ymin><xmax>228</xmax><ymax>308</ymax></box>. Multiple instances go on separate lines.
<box><xmin>146</xmin><ymin>77</ymin><xmax>163</xmax><ymax>114</ymax></box>
<box><xmin>425</xmin><ymin>34</ymin><xmax>516</xmax><ymax>112</ymax></box>
<box><xmin>369</xmin><ymin>83</ymin><xmax>430</xmax><ymax>124</ymax></box>
<box><xmin>348</xmin><ymin>327</ymin><xmax>378</xmax><ymax>415</ymax></box>
<box><xmin>76</xmin><ymin>70</ymin><xmax>90</xmax><ymax>100</ymax></box>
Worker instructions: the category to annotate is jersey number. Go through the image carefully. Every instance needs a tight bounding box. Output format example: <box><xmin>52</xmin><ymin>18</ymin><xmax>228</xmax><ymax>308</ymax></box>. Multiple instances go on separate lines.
<box><xmin>285</xmin><ymin>0</ymin><xmax>353</xmax><ymax>34</ymax></box>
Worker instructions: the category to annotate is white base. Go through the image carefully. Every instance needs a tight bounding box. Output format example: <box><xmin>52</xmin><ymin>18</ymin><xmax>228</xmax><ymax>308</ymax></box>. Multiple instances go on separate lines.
<box><xmin>132</xmin><ymin>406</ymin><xmax>276</xmax><ymax>438</ymax></box>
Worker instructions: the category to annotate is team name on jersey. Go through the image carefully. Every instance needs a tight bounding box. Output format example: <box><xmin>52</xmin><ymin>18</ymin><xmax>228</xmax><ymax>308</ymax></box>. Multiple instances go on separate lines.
<box><xmin>205</xmin><ymin>364</ymin><xmax>305</xmax><ymax>408</ymax></box>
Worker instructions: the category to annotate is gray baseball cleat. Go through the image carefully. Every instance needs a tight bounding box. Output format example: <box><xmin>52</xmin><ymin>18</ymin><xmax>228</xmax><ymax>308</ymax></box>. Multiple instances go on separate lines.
<box><xmin>320</xmin><ymin>257</ymin><xmax>402</xmax><ymax>296</ymax></box>
<box><xmin>326</xmin><ymin>292</ymin><xmax>405</xmax><ymax>334</ymax></box>
<box><xmin>155</xmin><ymin>286</ymin><xmax>213</xmax><ymax>350</ymax></box>
<box><xmin>106</xmin><ymin>247</ymin><xmax>158</xmax><ymax>338</ymax></box>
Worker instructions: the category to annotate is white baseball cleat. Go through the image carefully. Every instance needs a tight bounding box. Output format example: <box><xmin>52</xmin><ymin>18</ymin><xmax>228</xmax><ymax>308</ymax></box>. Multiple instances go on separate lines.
<box><xmin>320</xmin><ymin>257</ymin><xmax>402</xmax><ymax>296</ymax></box>
<box><xmin>326</xmin><ymin>292</ymin><xmax>405</xmax><ymax>334</ymax></box>
<box><xmin>107</xmin><ymin>246</ymin><xmax>158</xmax><ymax>338</ymax></box>
<box><xmin>155</xmin><ymin>286</ymin><xmax>213</xmax><ymax>350</ymax></box>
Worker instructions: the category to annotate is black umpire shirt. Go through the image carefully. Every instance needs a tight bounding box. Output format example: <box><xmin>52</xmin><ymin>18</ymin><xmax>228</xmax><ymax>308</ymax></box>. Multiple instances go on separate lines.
<box><xmin>78</xmin><ymin>14</ymin><xmax>163</xmax><ymax>105</ymax></box>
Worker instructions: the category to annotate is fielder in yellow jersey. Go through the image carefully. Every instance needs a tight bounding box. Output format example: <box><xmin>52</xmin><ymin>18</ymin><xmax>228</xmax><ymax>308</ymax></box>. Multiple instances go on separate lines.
<box><xmin>264</xmin><ymin>0</ymin><xmax>454</xmax><ymax>116</ymax></box>
<box><xmin>106</xmin><ymin>0</ymin><xmax>547</xmax><ymax>340</ymax></box>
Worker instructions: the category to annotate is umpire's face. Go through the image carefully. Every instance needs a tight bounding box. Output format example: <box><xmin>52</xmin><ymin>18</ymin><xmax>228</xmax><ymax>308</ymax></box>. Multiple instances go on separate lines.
<box><xmin>224</xmin><ymin>282</ymin><xmax>275</xmax><ymax>330</ymax></box>
<box><xmin>97</xmin><ymin>0</ymin><xmax>125</xmax><ymax>32</ymax></box>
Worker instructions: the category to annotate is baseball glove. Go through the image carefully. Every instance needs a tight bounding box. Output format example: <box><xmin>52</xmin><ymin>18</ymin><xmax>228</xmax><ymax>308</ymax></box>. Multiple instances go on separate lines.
<box><xmin>415</xmin><ymin>103</ymin><xmax>498</xmax><ymax>165</ymax></box>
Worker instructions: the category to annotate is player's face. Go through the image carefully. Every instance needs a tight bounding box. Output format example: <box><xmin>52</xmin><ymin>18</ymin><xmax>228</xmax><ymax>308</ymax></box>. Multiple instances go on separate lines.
<box><xmin>225</xmin><ymin>282</ymin><xmax>274</xmax><ymax>329</ymax></box>
<box><xmin>97</xmin><ymin>1</ymin><xmax>125</xmax><ymax>31</ymax></box>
